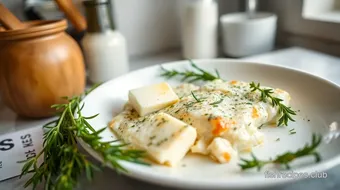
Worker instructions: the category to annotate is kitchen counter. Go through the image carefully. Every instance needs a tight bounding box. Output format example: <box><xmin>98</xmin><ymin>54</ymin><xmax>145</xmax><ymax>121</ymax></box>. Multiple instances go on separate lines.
<box><xmin>1</xmin><ymin>47</ymin><xmax>340</xmax><ymax>190</ymax></box>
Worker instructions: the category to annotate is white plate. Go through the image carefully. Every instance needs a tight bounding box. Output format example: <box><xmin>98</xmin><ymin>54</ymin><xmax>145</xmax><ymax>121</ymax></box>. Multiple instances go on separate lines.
<box><xmin>79</xmin><ymin>59</ymin><xmax>340</xmax><ymax>189</ymax></box>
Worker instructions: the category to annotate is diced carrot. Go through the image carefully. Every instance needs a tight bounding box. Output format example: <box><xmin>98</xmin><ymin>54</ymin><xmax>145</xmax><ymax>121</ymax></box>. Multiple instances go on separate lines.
<box><xmin>223</xmin><ymin>152</ymin><xmax>231</xmax><ymax>162</ymax></box>
<box><xmin>230</xmin><ymin>80</ymin><xmax>238</xmax><ymax>85</ymax></box>
<box><xmin>210</xmin><ymin>117</ymin><xmax>235</xmax><ymax>136</ymax></box>
<box><xmin>252</xmin><ymin>107</ymin><xmax>259</xmax><ymax>118</ymax></box>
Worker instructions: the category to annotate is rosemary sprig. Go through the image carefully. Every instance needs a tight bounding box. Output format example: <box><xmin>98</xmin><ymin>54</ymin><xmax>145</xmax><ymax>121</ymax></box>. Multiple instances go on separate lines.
<box><xmin>185</xmin><ymin>91</ymin><xmax>204</xmax><ymax>108</ymax></box>
<box><xmin>191</xmin><ymin>91</ymin><xmax>203</xmax><ymax>102</ymax></box>
<box><xmin>20</xmin><ymin>85</ymin><xmax>147</xmax><ymax>190</ymax></box>
<box><xmin>249</xmin><ymin>82</ymin><xmax>296</xmax><ymax>126</ymax></box>
<box><xmin>160</xmin><ymin>60</ymin><xmax>220</xmax><ymax>82</ymax></box>
<box><xmin>239</xmin><ymin>134</ymin><xmax>322</xmax><ymax>171</ymax></box>
<box><xmin>210</xmin><ymin>98</ymin><xmax>224</xmax><ymax>105</ymax></box>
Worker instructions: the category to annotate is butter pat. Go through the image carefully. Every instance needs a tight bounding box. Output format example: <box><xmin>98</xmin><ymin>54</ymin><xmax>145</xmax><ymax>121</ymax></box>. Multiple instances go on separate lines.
<box><xmin>110</xmin><ymin>112</ymin><xmax>197</xmax><ymax>166</ymax></box>
<box><xmin>128</xmin><ymin>82</ymin><xmax>179</xmax><ymax>116</ymax></box>
<box><xmin>146</xmin><ymin>113</ymin><xmax>197</xmax><ymax>166</ymax></box>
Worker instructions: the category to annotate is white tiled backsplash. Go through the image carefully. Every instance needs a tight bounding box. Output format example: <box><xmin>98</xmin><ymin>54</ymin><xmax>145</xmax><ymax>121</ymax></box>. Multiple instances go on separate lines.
<box><xmin>1</xmin><ymin>0</ymin><xmax>239</xmax><ymax>56</ymax></box>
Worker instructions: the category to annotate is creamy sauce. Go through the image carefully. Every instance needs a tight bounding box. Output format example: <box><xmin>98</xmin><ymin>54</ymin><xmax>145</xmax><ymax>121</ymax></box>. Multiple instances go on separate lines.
<box><xmin>110</xmin><ymin>79</ymin><xmax>291</xmax><ymax>163</ymax></box>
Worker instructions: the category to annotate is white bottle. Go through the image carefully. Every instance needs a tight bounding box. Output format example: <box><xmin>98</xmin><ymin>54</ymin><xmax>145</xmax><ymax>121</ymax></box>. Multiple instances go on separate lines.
<box><xmin>82</xmin><ymin>0</ymin><xmax>129</xmax><ymax>84</ymax></box>
<box><xmin>179</xmin><ymin>0</ymin><xmax>218</xmax><ymax>59</ymax></box>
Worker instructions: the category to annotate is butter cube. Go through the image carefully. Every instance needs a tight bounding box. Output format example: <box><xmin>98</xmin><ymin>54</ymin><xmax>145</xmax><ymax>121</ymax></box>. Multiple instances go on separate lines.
<box><xmin>145</xmin><ymin>113</ymin><xmax>197</xmax><ymax>166</ymax></box>
<box><xmin>128</xmin><ymin>82</ymin><xmax>179</xmax><ymax>116</ymax></box>
<box><xmin>111</xmin><ymin>112</ymin><xmax>197</xmax><ymax>166</ymax></box>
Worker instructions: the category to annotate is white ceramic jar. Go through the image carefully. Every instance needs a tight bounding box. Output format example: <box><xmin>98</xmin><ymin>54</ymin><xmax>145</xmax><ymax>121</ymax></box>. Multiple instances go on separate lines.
<box><xmin>179</xmin><ymin>0</ymin><xmax>218</xmax><ymax>59</ymax></box>
<box><xmin>220</xmin><ymin>12</ymin><xmax>277</xmax><ymax>57</ymax></box>
<box><xmin>82</xmin><ymin>0</ymin><xmax>129</xmax><ymax>84</ymax></box>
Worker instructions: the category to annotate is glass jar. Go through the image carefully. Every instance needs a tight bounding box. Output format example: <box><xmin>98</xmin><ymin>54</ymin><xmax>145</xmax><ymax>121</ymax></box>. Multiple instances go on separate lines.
<box><xmin>82</xmin><ymin>0</ymin><xmax>129</xmax><ymax>84</ymax></box>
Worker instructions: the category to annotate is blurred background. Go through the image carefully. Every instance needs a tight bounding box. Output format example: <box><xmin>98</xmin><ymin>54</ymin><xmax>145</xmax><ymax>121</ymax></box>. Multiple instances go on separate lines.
<box><xmin>2</xmin><ymin>0</ymin><xmax>340</xmax><ymax>58</ymax></box>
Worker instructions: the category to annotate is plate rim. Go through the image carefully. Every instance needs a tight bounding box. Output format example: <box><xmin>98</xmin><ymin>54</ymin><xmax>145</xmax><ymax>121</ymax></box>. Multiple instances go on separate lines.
<box><xmin>79</xmin><ymin>59</ymin><xmax>340</xmax><ymax>189</ymax></box>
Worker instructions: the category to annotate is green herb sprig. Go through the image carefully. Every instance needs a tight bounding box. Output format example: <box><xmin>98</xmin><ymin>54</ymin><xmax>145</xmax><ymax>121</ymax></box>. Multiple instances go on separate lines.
<box><xmin>184</xmin><ymin>91</ymin><xmax>205</xmax><ymax>108</ymax></box>
<box><xmin>191</xmin><ymin>91</ymin><xmax>203</xmax><ymax>102</ymax></box>
<box><xmin>160</xmin><ymin>60</ymin><xmax>220</xmax><ymax>82</ymax></box>
<box><xmin>250</xmin><ymin>82</ymin><xmax>296</xmax><ymax>126</ymax></box>
<box><xmin>210</xmin><ymin>98</ymin><xmax>224</xmax><ymax>105</ymax></box>
<box><xmin>20</xmin><ymin>85</ymin><xmax>147</xmax><ymax>190</ymax></box>
<box><xmin>239</xmin><ymin>134</ymin><xmax>322</xmax><ymax>171</ymax></box>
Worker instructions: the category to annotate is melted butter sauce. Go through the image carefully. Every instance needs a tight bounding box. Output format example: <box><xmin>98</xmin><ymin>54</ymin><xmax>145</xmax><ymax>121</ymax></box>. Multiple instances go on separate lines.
<box><xmin>110</xmin><ymin>80</ymin><xmax>291</xmax><ymax>159</ymax></box>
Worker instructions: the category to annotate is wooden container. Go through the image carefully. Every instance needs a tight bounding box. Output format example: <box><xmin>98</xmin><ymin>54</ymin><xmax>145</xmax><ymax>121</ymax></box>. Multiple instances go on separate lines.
<box><xmin>0</xmin><ymin>20</ymin><xmax>86</xmax><ymax>118</ymax></box>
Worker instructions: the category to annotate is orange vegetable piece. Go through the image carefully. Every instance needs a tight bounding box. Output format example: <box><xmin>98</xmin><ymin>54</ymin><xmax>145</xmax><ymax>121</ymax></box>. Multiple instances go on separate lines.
<box><xmin>252</xmin><ymin>107</ymin><xmax>259</xmax><ymax>118</ymax></box>
<box><xmin>230</xmin><ymin>80</ymin><xmax>238</xmax><ymax>85</ymax></box>
<box><xmin>223</xmin><ymin>152</ymin><xmax>231</xmax><ymax>162</ymax></box>
<box><xmin>210</xmin><ymin>117</ymin><xmax>235</xmax><ymax>136</ymax></box>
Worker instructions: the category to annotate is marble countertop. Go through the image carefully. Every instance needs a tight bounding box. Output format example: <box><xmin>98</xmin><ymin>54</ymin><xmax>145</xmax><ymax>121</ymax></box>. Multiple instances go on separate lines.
<box><xmin>1</xmin><ymin>47</ymin><xmax>340</xmax><ymax>190</ymax></box>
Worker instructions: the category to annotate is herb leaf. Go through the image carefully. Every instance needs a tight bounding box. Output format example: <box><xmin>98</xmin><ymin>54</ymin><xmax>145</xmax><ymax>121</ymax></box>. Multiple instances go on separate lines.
<box><xmin>239</xmin><ymin>134</ymin><xmax>322</xmax><ymax>170</ymax></box>
<box><xmin>249</xmin><ymin>82</ymin><xmax>296</xmax><ymax>126</ymax></box>
<box><xmin>191</xmin><ymin>91</ymin><xmax>202</xmax><ymax>102</ymax></box>
<box><xmin>210</xmin><ymin>98</ymin><xmax>224</xmax><ymax>105</ymax></box>
<box><xmin>160</xmin><ymin>60</ymin><xmax>220</xmax><ymax>82</ymax></box>
<box><xmin>20</xmin><ymin>85</ymin><xmax>148</xmax><ymax>190</ymax></box>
